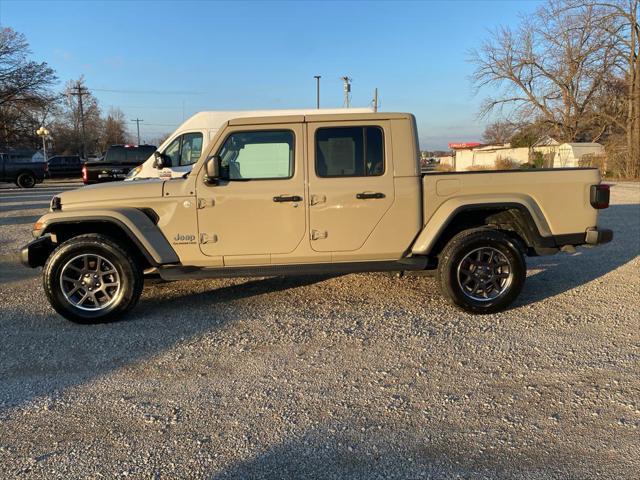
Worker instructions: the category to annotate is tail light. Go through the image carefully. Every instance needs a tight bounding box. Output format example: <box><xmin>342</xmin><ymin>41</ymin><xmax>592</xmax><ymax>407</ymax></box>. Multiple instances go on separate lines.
<box><xmin>82</xmin><ymin>164</ymin><xmax>88</xmax><ymax>184</ymax></box>
<box><xmin>590</xmin><ymin>184</ymin><xmax>610</xmax><ymax>209</ymax></box>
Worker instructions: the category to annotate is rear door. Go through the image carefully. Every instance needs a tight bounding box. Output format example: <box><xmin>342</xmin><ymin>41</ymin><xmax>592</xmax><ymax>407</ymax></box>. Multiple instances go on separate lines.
<box><xmin>307</xmin><ymin>121</ymin><xmax>394</xmax><ymax>252</ymax></box>
<box><xmin>196</xmin><ymin>123</ymin><xmax>306</xmax><ymax>262</ymax></box>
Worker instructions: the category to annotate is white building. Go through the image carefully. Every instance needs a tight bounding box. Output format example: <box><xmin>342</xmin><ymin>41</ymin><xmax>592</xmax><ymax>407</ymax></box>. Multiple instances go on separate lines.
<box><xmin>554</xmin><ymin>143</ymin><xmax>605</xmax><ymax>167</ymax></box>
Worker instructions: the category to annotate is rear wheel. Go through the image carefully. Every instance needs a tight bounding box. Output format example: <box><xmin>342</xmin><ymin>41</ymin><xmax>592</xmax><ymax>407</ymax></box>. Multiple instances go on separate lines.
<box><xmin>43</xmin><ymin>234</ymin><xmax>143</xmax><ymax>323</ymax></box>
<box><xmin>437</xmin><ymin>229</ymin><xmax>526</xmax><ymax>314</ymax></box>
<box><xmin>16</xmin><ymin>172</ymin><xmax>36</xmax><ymax>188</ymax></box>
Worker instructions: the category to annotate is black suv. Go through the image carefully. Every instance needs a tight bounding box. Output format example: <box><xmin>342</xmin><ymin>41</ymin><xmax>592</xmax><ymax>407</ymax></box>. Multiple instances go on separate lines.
<box><xmin>46</xmin><ymin>155</ymin><xmax>83</xmax><ymax>178</ymax></box>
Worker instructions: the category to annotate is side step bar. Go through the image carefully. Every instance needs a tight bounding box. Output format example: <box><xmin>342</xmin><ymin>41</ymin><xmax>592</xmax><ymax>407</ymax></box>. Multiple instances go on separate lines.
<box><xmin>158</xmin><ymin>258</ymin><xmax>430</xmax><ymax>281</ymax></box>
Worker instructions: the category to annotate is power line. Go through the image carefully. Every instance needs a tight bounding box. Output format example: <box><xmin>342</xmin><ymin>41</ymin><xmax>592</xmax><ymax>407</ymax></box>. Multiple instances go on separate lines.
<box><xmin>68</xmin><ymin>80</ymin><xmax>90</xmax><ymax>158</ymax></box>
<box><xmin>131</xmin><ymin>118</ymin><xmax>143</xmax><ymax>144</ymax></box>
<box><xmin>91</xmin><ymin>88</ymin><xmax>202</xmax><ymax>95</ymax></box>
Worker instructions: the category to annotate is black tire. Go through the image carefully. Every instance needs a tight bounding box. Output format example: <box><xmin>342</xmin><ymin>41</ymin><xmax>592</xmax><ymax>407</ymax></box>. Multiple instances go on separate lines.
<box><xmin>15</xmin><ymin>171</ymin><xmax>36</xmax><ymax>188</ymax></box>
<box><xmin>436</xmin><ymin>228</ymin><xmax>526</xmax><ymax>314</ymax></box>
<box><xmin>43</xmin><ymin>234</ymin><xmax>143</xmax><ymax>324</ymax></box>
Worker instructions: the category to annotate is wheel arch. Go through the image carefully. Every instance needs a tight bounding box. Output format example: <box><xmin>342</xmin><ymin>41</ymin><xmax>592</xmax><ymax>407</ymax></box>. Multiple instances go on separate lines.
<box><xmin>412</xmin><ymin>200</ymin><xmax>556</xmax><ymax>257</ymax></box>
<box><xmin>15</xmin><ymin>169</ymin><xmax>38</xmax><ymax>185</ymax></box>
<box><xmin>36</xmin><ymin>209</ymin><xmax>179</xmax><ymax>268</ymax></box>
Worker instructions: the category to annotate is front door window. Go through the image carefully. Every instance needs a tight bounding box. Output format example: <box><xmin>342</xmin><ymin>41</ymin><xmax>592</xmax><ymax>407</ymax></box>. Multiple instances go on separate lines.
<box><xmin>218</xmin><ymin>130</ymin><xmax>294</xmax><ymax>180</ymax></box>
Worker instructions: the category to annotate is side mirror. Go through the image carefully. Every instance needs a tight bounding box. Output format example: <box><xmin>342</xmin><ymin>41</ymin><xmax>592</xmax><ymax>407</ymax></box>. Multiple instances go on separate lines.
<box><xmin>204</xmin><ymin>155</ymin><xmax>221</xmax><ymax>184</ymax></box>
<box><xmin>153</xmin><ymin>151</ymin><xmax>165</xmax><ymax>169</ymax></box>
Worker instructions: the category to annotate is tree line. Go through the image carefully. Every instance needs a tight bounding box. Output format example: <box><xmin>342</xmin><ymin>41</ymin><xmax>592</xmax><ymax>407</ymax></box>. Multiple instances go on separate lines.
<box><xmin>472</xmin><ymin>0</ymin><xmax>639</xmax><ymax>178</ymax></box>
<box><xmin>0</xmin><ymin>27</ymin><xmax>130</xmax><ymax>156</ymax></box>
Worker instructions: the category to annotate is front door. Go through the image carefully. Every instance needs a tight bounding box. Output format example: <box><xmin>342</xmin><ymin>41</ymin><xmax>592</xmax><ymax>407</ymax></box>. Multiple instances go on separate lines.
<box><xmin>307</xmin><ymin>121</ymin><xmax>394</xmax><ymax>252</ymax></box>
<box><xmin>196</xmin><ymin>124</ymin><xmax>306</xmax><ymax>261</ymax></box>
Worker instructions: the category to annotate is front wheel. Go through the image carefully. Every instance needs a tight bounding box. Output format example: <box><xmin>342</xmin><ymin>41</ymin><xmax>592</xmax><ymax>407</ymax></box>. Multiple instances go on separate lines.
<box><xmin>436</xmin><ymin>229</ymin><xmax>526</xmax><ymax>314</ymax></box>
<box><xmin>16</xmin><ymin>172</ymin><xmax>36</xmax><ymax>188</ymax></box>
<box><xmin>43</xmin><ymin>234</ymin><xmax>143</xmax><ymax>323</ymax></box>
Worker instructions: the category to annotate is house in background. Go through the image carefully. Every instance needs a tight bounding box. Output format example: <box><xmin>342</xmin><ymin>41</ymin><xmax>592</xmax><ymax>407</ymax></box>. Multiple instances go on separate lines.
<box><xmin>447</xmin><ymin>139</ymin><xmax>605</xmax><ymax>171</ymax></box>
<box><xmin>554</xmin><ymin>143</ymin><xmax>605</xmax><ymax>167</ymax></box>
<box><xmin>450</xmin><ymin>143</ymin><xmax>530</xmax><ymax>170</ymax></box>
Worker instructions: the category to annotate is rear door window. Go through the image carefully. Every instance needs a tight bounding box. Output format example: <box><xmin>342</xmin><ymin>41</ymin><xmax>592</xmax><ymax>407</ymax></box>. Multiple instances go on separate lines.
<box><xmin>315</xmin><ymin>126</ymin><xmax>384</xmax><ymax>177</ymax></box>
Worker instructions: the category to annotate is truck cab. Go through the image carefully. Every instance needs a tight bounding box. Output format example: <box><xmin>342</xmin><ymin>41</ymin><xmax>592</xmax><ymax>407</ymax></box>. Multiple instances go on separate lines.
<box><xmin>127</xmin><ymin>108</ymin><xmax>374</xmax><ymax>181</ymax></box>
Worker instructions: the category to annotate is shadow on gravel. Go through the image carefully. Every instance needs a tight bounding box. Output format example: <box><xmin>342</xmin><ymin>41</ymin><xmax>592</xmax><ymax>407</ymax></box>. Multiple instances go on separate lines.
<box><xmin>517</xmin><ymin>203</ymin><xmax>639</xmax><ymax>306</ymax></box>
<box><xmin>137</xmin><ymin>274</ymin><xmax>340</xmax><ymax>316</ymax></box>
<box><xmin>0</xmin><ymin>255</ymin><xmax>35</xmax><ymax>283</ymax></box>
<box><xmin>0</xmin><ymin>275</ymin><xmax>336</xmax><ymax>411</ymax></box>
<box><xmin>209</xmin><ymin>421</ymin><xmax>609</xmax><ymax>480</ymax></box>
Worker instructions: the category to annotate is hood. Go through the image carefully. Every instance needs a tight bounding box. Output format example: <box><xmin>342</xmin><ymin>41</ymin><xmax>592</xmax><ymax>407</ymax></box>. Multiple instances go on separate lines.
<box><xmin>58</xmin><ymin>179</ymin><xmax>164</xmax><ymax>206</ymax></box>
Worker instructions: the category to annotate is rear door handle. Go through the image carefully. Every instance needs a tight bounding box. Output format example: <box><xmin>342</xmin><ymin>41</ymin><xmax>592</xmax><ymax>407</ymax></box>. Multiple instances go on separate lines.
<box><xmin>273</xmin><ymin>195</ymin><xmax>303</xmax><ymax>202</ymax></box>
<box><xmin>356</xmin><ymin>192</ymin><xmax>385</xmax><ymax>199</ymax></box>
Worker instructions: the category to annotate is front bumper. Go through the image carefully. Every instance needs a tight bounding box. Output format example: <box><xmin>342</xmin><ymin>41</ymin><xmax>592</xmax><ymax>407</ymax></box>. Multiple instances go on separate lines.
<box><xmin>585</xmin><ymin>227</ymin><xmax>613</xmax><ymax>245</ymax></box>
<box><xmin>20</xmin><ymin>235</ymin><xmax>55</xmax><ymax>268</ymax></box>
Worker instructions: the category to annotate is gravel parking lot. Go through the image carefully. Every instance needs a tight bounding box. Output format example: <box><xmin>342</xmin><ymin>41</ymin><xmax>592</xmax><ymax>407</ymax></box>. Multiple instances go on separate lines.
<box><xmin>0</xmin><ymin>180</ymin><xmax>638</xmax><ymax>479</ymax></box>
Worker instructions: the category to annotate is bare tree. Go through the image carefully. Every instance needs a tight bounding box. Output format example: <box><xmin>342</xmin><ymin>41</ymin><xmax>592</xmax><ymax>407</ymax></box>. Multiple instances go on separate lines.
<box><xmin>101</xmin><ymin>107</ymin><xmax>128</xmax><ymax>151</ymax></box>
<box><xmin>482</xmin><ymin>121</ymin><xmax>519</xmax><ymax>145</ymax></box>
<box><xmin>569</xmin><ymin>0</ymin><xmax>639</xmax><ymax>176</ymax></box>
<box><xmin>0</xmin><ymin>27</ymin><xmax>56</xmax><ymax>146</ymax></box>
<box><xmin>51</xmin><ymin>78</ymin><xmax>103</xmax><ymax>155</ymax></box>
<box><xmin>471</xmin><ymin>1</ymin><xmax>622</xmax><ymax>140</ymax></box>
<box><xmin>471</xmin><ymin>0</ymin><xmax>639</xmax><ymax>176</ymax></box>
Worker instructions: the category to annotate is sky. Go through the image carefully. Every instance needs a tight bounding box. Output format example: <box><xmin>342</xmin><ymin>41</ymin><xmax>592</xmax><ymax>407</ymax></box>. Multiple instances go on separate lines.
<box><xmin>0</xmin><ymin>0</ymin><xmax>541</xmax><ymax>150</ymax></box>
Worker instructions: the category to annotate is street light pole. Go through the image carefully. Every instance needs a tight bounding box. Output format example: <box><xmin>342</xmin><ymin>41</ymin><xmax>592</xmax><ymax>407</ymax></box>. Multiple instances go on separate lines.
<box><xmin>314</xmin><ymin>75</ymin><xmax>321</xmax><ymax>109</ymax></box>
<box><xmin>36</xmin><ymin>127</ymin><xmax>50</xmax><ymax>162</ymax></box>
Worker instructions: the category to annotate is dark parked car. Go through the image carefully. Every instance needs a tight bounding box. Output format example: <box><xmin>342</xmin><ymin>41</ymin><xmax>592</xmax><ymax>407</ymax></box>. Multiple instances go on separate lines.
<box><xmin>82</xmin><ymin>144</ymin><xmax>156</xmax><ymax>184</ymax></box>
<box><xmin>0</xmin><ymin>150</ymin><xmax>46</xmax><ymax>188</ymax></box>
<box><xmin>46</xmin><ymin>155</ymin><xmax>83</xmax><ymax>178</ymax></box>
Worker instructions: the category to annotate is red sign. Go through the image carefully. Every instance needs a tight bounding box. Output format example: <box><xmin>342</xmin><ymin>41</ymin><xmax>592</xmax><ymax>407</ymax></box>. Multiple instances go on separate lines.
<box><xmin>448</xmin><ymin>142</ymin><xmax>481</xmax><ymax>149</ymax></box>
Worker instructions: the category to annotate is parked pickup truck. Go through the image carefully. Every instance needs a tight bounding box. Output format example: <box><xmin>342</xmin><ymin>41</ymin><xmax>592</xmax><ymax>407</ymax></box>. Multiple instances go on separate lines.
<box><xmin>82</xmin><ymin>144</ymin><xmax>156</xmax><ymax>184</ymax></box>
<box><xmin>0</xmin><ymin>150</ymin><xmax>46</xmax><ymax>188</ymax></box>
<box><xmin>20</xmin><ymin>112</ymin><xmax>612</xmax><ymax>323</ymax></box>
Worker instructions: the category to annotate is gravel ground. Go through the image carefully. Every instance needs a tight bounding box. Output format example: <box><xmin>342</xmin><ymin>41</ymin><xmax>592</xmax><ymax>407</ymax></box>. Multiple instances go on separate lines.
<box><xmin>0</xmin><ymin>180</ymin><xmax>638</xmax><ymax>479</ymax></box>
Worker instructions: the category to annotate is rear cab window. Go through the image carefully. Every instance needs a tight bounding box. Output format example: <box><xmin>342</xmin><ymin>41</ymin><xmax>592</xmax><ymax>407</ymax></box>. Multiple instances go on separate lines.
<box><xmin>105</xmin><ymin>146</ymin><xmax>156</xmax><ymax>164</ymax></box>
<box><xmin>315</xmin><ymin>126</ymin><xmax>384</xmax><ymax>177</ymax></box>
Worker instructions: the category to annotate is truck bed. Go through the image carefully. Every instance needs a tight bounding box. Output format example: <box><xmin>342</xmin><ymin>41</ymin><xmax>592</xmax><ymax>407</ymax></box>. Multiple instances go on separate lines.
<box><xmin>421</xmin><ymin>168</ymin><xmax>601</xmax><ymax>236</ymax></box>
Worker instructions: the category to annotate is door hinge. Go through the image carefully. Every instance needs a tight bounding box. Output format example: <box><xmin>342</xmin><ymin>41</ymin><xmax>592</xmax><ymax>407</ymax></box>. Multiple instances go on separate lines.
<box><xmin>311</xmin><ymin>229</ymin><xmax>328</xmax><ymax>240</ymax></box>
<box><xmin>197</xmin><ymin>198</ymin><xmax>215</xmax><ymax>209</ymax></box>
<box><xmin>200</xmin><ymin>233</ymin><xmax>218</xmax><ymax>244</ymax></box>
<box><xmin>310</xmin><ymin>194</ymin><xmax>326</xmax><ymax>206</ymax></box>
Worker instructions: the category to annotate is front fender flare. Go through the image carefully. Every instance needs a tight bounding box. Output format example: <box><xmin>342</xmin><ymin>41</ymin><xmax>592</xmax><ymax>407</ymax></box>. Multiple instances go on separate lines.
<box><xmin>37</xmin><ymin>208</ymin><xmax>179</xmax><ymax>266</ymax></box>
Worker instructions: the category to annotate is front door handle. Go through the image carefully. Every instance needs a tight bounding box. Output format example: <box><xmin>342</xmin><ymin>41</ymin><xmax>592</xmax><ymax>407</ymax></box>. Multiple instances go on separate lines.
<box><xmin>273</xmin><ymin>195</ymin><xmax>303</xmax><ymax>203</ymax></box>
<box><xmin>356</xmin><ymin>192</ymin><xmax>385</xmax><ymax>200</ymax></box>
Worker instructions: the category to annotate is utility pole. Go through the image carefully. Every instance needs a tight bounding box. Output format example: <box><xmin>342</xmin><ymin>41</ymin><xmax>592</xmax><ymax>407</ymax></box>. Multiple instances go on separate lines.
<box><xmin>341</xmin><ymin>76</ymin><xmax>351</xmax><ymax>108</ymax></box>
<box><xmin>373</xmin><ymin>88</ymin><xmax>378</xmax><ymax>112</ymax></box>
<box><xmin>131</xmin><ymin>118</ymin><xmax>144</xmax><ymax>144</ymax></box>
<box><xmin>314</xmin><ymin>75</ymin><xmax>321</xmax><ymax>109</ymax></box>
<box><xmin>69</xmin><ymin>80</ymin><xmax>90</xmax><ymax>159</ymax></box>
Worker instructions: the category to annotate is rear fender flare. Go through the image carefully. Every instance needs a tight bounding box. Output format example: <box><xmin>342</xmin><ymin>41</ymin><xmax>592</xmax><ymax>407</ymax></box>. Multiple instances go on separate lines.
<box><xmin>411</xmin><ymin>196</ymin><xmax>552</xmax><ymax>255</ymax></box>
